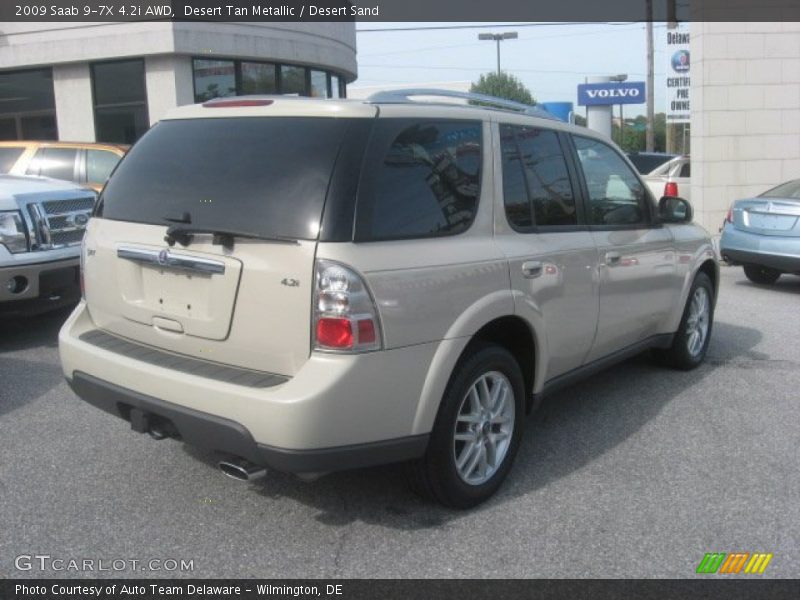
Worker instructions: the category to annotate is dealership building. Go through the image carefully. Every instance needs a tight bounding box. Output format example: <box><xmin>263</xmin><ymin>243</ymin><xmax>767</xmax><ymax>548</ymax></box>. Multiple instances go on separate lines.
<box><xmin>691</xmin><ymin>22</ymin><xmax>800</xmax><ymax>231</ymax></box>
<box><xmin>0</xmin><ymin>22</ymin><xmax>356</xmax><ymax>144</ymax></box>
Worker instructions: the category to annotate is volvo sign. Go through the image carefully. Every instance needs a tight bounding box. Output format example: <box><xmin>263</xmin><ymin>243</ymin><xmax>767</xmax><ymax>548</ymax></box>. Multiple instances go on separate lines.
<box><xmin>577</xmin><ymin>81</ymin><xmax>646</xmax><ymax>106</ymax></box>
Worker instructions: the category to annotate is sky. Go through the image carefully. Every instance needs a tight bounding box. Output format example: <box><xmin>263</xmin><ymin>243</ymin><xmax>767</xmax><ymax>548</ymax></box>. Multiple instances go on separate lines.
<box><xmin>353</xmin><ymin>22</ymin><xmax>673</xmax><ymax>117</ymax></box>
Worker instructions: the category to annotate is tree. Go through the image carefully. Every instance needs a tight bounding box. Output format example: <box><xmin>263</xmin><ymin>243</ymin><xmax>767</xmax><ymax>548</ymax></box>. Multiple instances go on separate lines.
<box><xmin>613</xmin><ymin>112</ymin><xmax>667</xmax><ymax>153</ymax></box>
<box><xmin>470</xmin><ymin>72</ymin><xmax>535</xmax><ymax>105</ymax></box>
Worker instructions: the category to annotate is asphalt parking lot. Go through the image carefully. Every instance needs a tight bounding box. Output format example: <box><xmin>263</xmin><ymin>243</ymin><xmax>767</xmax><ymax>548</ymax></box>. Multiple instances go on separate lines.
<box><xmin>1</xmin><ymin>265</ymin><xmax>798</xmax><ymax>579</ymax></box>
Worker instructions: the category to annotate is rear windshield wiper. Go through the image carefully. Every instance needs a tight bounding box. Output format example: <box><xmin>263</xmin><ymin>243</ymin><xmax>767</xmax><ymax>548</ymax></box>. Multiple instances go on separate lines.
<box><xmin>164</xmin><ymin>225</ymin><xmax>298</xmax><ymax>250</ymax></box>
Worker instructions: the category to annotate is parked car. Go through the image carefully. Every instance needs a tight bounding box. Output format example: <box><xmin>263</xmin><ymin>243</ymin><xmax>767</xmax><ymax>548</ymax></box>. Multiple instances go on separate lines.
<box><xmin>59</xmin><ymin>91</ymin><xmax>718</xmax><ymax>508</ymax></box>
<box><xmin>628</xmin><ymin>152</ymin><xmax>691</xmax><ymax>204</ymax></box>
<box><xmin>0</xmin><ymin>141</ymin><xmax>128</xmax><ymax>193</ymax></box>
<box><xmin>720</xmin><ymin>178</ymin><xmax>800</xmax><ymax>284</ymax></box>
<box><xmin>0</xmin><ymin>174</ymin><xmax>95</xmax><ymax>316</ymax></box>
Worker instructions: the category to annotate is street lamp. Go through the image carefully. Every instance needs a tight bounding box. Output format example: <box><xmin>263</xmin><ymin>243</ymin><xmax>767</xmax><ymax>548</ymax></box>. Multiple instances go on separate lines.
<box><xmin>609</xmin><ymin>73</ymin><xmax>628</xmax><ymax>145</ymax></box>
<box><xmin>478</xmin><ymin>32</ymin><xmax>518</xmax><ymax>75</ymax></box>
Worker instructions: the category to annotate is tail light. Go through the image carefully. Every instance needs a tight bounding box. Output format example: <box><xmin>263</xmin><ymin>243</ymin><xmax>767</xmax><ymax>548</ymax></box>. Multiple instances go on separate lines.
<box><xmin>725</xmin><ymin>206</ymin><xmax>734</xmax><ymax>223</ymax></box>
<box><xmin>313</xmin><ymin>260</ymin><xmax>382</xmax><ymax>352</ymax></box>
<box><xmin>664</xmin><ymin>181</ymin><xmax>679</xmax><ymax>197</ymax></box>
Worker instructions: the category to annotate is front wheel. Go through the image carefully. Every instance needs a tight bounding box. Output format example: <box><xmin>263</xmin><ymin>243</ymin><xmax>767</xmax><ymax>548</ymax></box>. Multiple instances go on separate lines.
<box><xmin>655</xmin><ymin>272</ymin><xmax>715</xmax><ymax>370</ymax></box>
<box><xmin>743</xmin><ymin>264</ymin><xmax>781</xmax><ymax>285</ymax></box>
<box><xmin>408</xmin><ymin>344</ymin><xmax>525</xmax><ymax>509</ymax></box>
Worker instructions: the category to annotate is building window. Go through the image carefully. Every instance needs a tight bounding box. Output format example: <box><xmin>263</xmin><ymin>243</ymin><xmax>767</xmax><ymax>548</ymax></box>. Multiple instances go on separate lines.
<box><xmin>0</xmin><ymin>68</ymin><xmax>57</xmax><ymax>140</ymax></box>
<box><xmin>309</xmin><ymin>70</ymin><xmax>328</xmax><ymax>98</ymax></box>
<box><xmin>193</xmin><ymin>59</ymin><xmax>237</xmax><ymax>101</ymax></box>
<box><xmin>241</xmin><ymin>62</ymin><xmax>276</xmax><ymax>95</ymax></box>
<box><xmin>192</xmin><ymin>58</ymin><xmax>347</xmax><ymax>102</ymax></box>
<box><xmin>279</xmin><ymin>65</ymin><xmax>306</xmax><ymax>96</ymax></box>
<box><xmin>91</xmin><ymin>59</ymin><xmax>149</xmax><ymax>144</ymax></box>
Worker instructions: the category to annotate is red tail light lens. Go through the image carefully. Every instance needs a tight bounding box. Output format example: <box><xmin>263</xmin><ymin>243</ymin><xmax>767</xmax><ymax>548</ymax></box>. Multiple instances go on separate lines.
<box><xmin>316</xmin><ymin>318</ymin><xmax>353</xmax><ymax>349</ymax></box>
<box><xmin>313</xmin><ymin>260</ymin><xmax>382</xmax><ymax>353</ymax></box>
<box><xmin>664</xmin><ymin>181</ymin><xmax>679</xmax><ymax>197</ymax></box>
<box><xmin>726</xmin><ymin>207</ymin><xmax>734</xmax><ymax>223</ymax></box>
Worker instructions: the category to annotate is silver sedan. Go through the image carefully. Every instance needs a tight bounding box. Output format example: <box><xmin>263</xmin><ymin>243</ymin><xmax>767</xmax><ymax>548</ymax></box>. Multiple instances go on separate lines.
<box><xmin>720</xmin><ymin>179</ymin><xmax>800</xmax><ymax>284</ymax></box>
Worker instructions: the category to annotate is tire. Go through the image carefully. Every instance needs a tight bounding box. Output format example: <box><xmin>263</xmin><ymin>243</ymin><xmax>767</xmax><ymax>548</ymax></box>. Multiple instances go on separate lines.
<box><xmin>408</xmin><ymin>343</ymin><xmax>525</xmax><ymax>509</ymax></box>
<box><xmin>743</xmin><ymin>264</ymin><xmax>781</xmax><ymax>285</ymax></box>
<box><xmin>655</xmin><ymin>272</ymin><xmax>715</xmax><ymax>370</ymax></box>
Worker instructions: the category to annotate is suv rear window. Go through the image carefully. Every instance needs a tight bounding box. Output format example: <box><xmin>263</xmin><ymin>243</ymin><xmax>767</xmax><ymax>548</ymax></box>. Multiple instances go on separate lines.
<box><xmin>99</xmin><ymin>117</ymin><xmax>355</xmax><ymax>240</ymax></box>
<box><xmin>0</xmin><ymin>147</ymin><xmax>24</xmax><ymax>173</ymax></box>
<box><xmin>355</xmin><ymin>119</ymin><xmax>482</xmax><ymax>241</ymax></box>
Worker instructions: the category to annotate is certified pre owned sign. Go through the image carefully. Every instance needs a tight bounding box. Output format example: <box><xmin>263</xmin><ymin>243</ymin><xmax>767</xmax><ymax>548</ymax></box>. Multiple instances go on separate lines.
<box><xmin>577</xmin><ymin>81</ymin><xmax>647</xmax><ymax>106</ymax></box>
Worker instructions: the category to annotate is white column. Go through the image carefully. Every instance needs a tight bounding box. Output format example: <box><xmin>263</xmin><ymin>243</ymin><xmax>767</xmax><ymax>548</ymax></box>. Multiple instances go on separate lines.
<box><xmin>52</xmin><ymin>63</ymin><xmax>95</xmax><ymax>142</ymax></box>
<box><xmin>586</xmin><ymin>76</ymin><xmax>613</xmax><ymax>139</ymax></box>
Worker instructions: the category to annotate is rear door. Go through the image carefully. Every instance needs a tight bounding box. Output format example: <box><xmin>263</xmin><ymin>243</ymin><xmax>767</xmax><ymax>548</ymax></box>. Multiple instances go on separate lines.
<box><xmin>492</xmin><ymin>122</ymin><xmax>599</xmax><ymax>381</ymax></box>
<box><xmin>569</xmin><ymin>134</ymin><xmax>678</xmax><ymax>362</ymax></box>
<box><xmin>84</xmin><ymin>115</ymin><xmax>365</xmax><ymax>376</ymax></box>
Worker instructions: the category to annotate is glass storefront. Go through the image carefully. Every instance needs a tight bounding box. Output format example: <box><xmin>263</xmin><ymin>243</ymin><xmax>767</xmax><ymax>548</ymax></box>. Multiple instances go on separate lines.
<box><xmin>193</xmin><ymin>58</ymin><xmax>346</xmax><ymax>102</ymax></box>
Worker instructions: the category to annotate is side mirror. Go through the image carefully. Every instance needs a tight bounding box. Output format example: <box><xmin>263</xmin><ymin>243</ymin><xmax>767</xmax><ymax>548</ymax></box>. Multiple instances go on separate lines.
<box><xmin>659</xmin><ymin>196</ymin><xmax>693</xmax><ymax>223</ymax></box>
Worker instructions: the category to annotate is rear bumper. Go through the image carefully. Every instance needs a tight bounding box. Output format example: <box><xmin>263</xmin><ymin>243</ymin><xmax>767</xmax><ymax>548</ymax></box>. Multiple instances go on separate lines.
<box><xmin>0</xmin><ymin>258</ymin><xmax>80</xmax><ymax>316</ymax></box>
<box><xmin>69</xmin><ymin>371</ymin><xmax>429</xmax><ymax>474</ymax></box>
<box><xmin>719</xmin><ymin>226</ymin><xmax>800</xmax><ymax>273</ymax></box>
<box><xmin>59</xmin><ymin>302</ymin><xmax>454</xmax><ymax>469</ymax></box>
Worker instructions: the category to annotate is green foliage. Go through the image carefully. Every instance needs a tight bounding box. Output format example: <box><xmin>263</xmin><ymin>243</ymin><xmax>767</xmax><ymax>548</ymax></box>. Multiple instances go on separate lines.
<box><xmin>613</xmin><ymin>113</ymin><xmax>668</xmax><ymax>152</ymax></box>
<box><xmin>470</xmin><ymin>72</ymin><xmax>536</xmax><ymax>106</ymax></box>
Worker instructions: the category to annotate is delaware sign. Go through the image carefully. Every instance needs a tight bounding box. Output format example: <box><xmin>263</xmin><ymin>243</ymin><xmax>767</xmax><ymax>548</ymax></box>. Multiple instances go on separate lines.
<box><xmin>577</xmin><ymin>82</ymin><xmax>646</xmax><ymax>106</ymax></box>
<box><xmin>666</xmin><ymin>24</ymin><xmax>691</xmax><ymax>123</ymax></box>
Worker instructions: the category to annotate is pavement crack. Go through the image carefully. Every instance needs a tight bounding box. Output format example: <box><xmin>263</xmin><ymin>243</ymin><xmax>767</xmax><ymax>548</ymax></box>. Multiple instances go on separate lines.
<box><xmin>706</xmin><ymin>357</ymin><xmax>799</xmax><ymax>370</ymax></box>
<box><xmin>331</xmin><ymin>495</ymin><xmax>351</xmax><ymax>577</ymax></box>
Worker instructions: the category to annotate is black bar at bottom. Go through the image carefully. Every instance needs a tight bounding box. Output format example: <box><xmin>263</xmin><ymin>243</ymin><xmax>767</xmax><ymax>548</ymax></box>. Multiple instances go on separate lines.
<box><xmin>2</xmin><ymin>579</ymin><xmax>799</xmax><ymax>600</ymax></box>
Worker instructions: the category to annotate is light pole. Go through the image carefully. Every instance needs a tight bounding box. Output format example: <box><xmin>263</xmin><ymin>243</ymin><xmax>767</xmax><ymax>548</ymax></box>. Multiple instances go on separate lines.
<box><xmin>609</xmin><ymin>73</ymin><xmax>628</xmax><ymax>146</ymax></box>
<box><xmin>478</xmin><ymin>32</ymin><xmax>518</xmax><ymax>75</ymax></box>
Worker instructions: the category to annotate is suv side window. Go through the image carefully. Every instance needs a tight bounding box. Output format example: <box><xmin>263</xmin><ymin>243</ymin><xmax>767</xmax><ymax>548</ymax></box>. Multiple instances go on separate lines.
<box><xmin>355</xmin><ymin>119</ymin><xmax>482</xmax><ymax>241</ymax></box>
<box><xmin>572</xmin><ymin>135</ymin><xmax>648</xmax><ymax>227</ymax></box>
<box><xmin>500</xmin><ymin>124</ymin><xmax>577</xmax><ymax>229</ymax></box>
<box><xmin>26</xmin><ymin>147</ymin><xmax>78</xmax><ymax>182</ymax></box>
<box><xmin>86</xmin><ymin>149</ymin><xmax>121</xmax><ymax>184</ymax></box>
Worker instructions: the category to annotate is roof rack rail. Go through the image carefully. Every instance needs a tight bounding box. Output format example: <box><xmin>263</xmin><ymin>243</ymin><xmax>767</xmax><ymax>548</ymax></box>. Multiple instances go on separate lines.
<box><xmin>365</xmin><ymin>88</ymin><xmax>558</xmax><ymax>120</ymax></box>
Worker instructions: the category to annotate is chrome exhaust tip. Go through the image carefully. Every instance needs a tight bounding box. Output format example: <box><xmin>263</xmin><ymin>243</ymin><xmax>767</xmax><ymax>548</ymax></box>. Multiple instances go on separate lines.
<box><xmin>218</xmin><ymin>458</ymin><xmax>267</xmax><ymax>482</ymax></box>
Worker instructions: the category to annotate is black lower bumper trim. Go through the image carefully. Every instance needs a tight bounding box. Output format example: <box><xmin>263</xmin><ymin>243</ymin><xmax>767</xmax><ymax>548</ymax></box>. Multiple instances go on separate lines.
<box><xmin>721</xmin><ymin>248</ymin><xmax>800</xmax><ymax>273</ymax></box>
<box><xmin>68</xmin><ymin>371</ymin><xmax>429</xmax><ymax>474</ymax></box>
<box><xmin>0</xmin><ymin>264</ymin><xmax>80</xmax><ymax>317</ymax></box>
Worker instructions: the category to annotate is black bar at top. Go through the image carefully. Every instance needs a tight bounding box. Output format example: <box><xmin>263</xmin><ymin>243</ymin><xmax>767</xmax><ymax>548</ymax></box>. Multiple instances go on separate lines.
<box><xmin>2</xmin><ymin>0</ymin><xmax>800</xmax><ymax>23</ymax></box>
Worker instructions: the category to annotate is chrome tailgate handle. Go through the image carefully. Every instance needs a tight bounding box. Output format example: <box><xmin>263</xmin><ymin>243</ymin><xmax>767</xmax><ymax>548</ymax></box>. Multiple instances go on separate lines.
<box><xmin>521</xmin><ymin>260</ymin><xmax>543</xmax><ymax>278</ymax></box>
<box><xmin>117</xmin><ymin>247</ymin><xmax>226</xmax><ymax>275</ymax></box>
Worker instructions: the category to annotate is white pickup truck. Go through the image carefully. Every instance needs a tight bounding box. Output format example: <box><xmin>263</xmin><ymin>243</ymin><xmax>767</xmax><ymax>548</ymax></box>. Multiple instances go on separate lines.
<box><xmin>0</xmin><ymin>174</ymin><xmax>95</xmax><ymax>316</ymax></box>
<box><xmin>628</xmin><ymin>153</ymin><xmax>691</xmax><ymax>204</ymax></box>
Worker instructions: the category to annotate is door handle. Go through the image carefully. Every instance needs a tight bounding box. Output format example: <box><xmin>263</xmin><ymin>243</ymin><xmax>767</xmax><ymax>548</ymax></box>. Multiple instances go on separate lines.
<box><xmin>605</xmin><ymin>251</ymin><xmax>622</xmax><ymax>266</ymax></box>
<box><xmin>521</xmin><ymin>261</ymin><xmax>543</xmax><ymax>278</ymax></box>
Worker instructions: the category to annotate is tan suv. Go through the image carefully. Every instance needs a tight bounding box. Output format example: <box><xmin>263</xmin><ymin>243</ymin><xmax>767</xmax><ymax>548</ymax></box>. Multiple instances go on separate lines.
<box><xmin>59</xmin><ymin>91</ymin><xmax>718</xmax><ymax>508</ymax></box>
<box><xmin>0</xmin><ymin>141</ymin><xmax>127</xmax><ymax>193</ymax></box>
